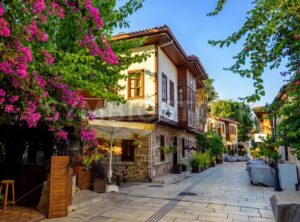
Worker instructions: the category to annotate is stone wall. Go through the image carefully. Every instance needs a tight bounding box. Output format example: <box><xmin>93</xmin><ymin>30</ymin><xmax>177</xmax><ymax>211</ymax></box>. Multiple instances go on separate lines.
<box><xmin>100</xmin><ymin>124</ymin><xmax>197</xmax><ymax>181</ymax></box>
<box><xmin>102</xmin><ymin>136</ymin><xmax>150</xmax><ymax>181</ymax></box>
<box><xmin>151</xmin><ymin>124</ymin><xmax>196</xmax><ymax>178</ymax></box>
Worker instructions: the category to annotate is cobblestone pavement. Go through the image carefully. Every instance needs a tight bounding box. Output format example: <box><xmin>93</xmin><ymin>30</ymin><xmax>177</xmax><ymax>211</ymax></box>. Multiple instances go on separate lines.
<box><xmin>44</xmin><ymin>162</ymin><xmax>275</xmax><ymax>222</ymax></box>
<box><xmin>0</xmin><ymin>206</ymin><xmax>45</xmax><ymax>222</ymax></box>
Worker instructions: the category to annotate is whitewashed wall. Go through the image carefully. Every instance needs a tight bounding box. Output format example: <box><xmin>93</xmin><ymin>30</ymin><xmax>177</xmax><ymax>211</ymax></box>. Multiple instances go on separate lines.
<box><xmin>157</xmin><ymin>48</ymin><xmax>178</xmax><ymax>123</ymax></box>
<box><xmin>93</xmin><ymin>45</ymin><xmax>156</xmax><ymax>118</ymax></box>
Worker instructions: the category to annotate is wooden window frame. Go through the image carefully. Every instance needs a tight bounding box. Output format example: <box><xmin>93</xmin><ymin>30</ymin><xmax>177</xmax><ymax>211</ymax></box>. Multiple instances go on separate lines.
<box><xmin>169</xmin><ymin>80</ymin><xmax>174</xmax><ymax>107</ymax></box>
<box><xmin>128</xmin><ymin>70</ymin><xmax>144</xmax><ymax>100</ymax></box>
<box><xmin>162</xmin><ymin>73</ymin><xmax>168</xmax><ymax>102</ymax></box>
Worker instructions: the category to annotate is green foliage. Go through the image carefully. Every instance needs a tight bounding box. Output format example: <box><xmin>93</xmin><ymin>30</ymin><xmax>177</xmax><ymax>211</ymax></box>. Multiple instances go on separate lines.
<box><xmin>190</xmin><ymin>151</ymin><xmax>211</xmax><ymax>168</ymax></box>
<box><xmin>179</xmin><ymin>159</ymin><xmax>188</xmax><ymax>167</ymax></box>
<box><xmin>277</xmin><ymin>82</ymin><xmax>300</xmax><ymax>158</ymax></box>
<box><xmin>210</xmin><ymin>100</ymin><xmax>254</xmax><ymax>142</ymax></box>
<box><xmin>209</xmin><ymin>0</ymin><xmax>300</xmax><ymax>102</ymax></box>
<box><xmin>258</xmin><ymin>136</ymin><xmax>278</xmax><ymax>160</ymax></box>
<box><xmin>196</xmin><ymin>132</ymin><xmax>224</xmax><ymax>156</ymax></box>
<box><xmin>0</xmin><ymin>193</ymin><xmax>3</xmax><ymax>201</ymax></box>
<box><xmin>203</xmin><ymin>78</ymin><xmax>218</xmax><ymax>102</ymax></box>
<box><xmin>48</xmin><ymin>0</ymin><xmax>148</xmax><ymax>103</ymax></box>
<box><xmin>190</xmin><ymin>153</ymin><xmax>202</xmax><ymax>168</ymax></box>
<box><xmin>159</xmin><ymin>146</ymin><xmax>175</xmax><ymax>154</ymax></box>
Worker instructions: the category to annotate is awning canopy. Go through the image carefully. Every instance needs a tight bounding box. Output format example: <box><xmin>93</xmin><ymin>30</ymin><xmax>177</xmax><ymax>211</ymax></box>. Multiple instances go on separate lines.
<box><xmin>89</xmin><ymin>120</ymin><xmax>155</xmax><ymax>185</ymax></box>
<box><xmin>89</xmin><ymin>119</ymin><xmax>155</xmax><ymax>140</ymax></box>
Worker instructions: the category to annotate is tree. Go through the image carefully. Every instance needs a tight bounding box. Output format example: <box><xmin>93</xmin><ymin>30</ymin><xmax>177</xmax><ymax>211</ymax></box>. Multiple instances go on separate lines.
<box><xmin>209</xmin><ymin>0</ymin><xmax>300</xmax><ymax>158</ymax></box>
<box><xmin>210</xmin><ymin>100</ymin><xmax>253</xmax><ymax>142</ymax></box>
<box><xmin>0</xmin><ymin>0</ymin><xmax>145</xmax><ymax>146</ymax></box>
<box><xmin>196</xmin><ymin>132</ymin><xmax>224</xmax><ymax>157</ymax></box>
<box><xmin>208</xmin><ymin>0</ymin><xmax>300</xmax><ymax>102</ymax></box>
<box><xmin>203</xmin><ymin>78</ymin><xmax>218</xmax><ymax>102</ymax></box>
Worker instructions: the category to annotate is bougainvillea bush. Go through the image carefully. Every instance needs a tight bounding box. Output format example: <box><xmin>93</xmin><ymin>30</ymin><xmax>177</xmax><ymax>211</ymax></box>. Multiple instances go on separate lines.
<box><xmin>0</xmin><ymin>0</ymin><xmax>145</xmax><ymax>150</ymax></box>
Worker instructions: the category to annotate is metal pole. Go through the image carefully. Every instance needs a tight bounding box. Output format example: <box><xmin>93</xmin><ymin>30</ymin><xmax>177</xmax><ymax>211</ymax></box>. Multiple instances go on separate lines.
<box><xmin>108</xmin><ymin>129</ymin><xmax>113</xmax><ymax>185</ymax></box>
<box><xmin>273</xmin><ymin>112</ymin><xmax>282</xmax><ymax>192</ymax></box>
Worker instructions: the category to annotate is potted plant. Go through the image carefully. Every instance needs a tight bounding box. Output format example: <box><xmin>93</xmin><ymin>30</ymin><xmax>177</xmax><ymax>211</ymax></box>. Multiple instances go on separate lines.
<box><xmin>211</xmin><ymin>156</ymin><xmax>216</xmax><ymax>167</ymax></box>
<box><xmin>202</xmin><ymin>151</ymin><xmax>210</xmax><ymax>170</ymax></box>
<box><xmin>179</xmin><ymin>160</ymin><xmax>188</xmax><ymax>172</ymax></box>
<box><xmin>190</xmin><ymin>154</ymin><xmax>201</xmax><ymax>173</ymax></box>
<box><xmin>90</xmin><ymin>161</ymin><xmax>107</xmax><ymax>193</ymax></box>
<box><xmin>77</xmin><ymin>150</ymin><xmax>102</xmax><ymax>190</ymax></box>
<box><xmin>159</xmin><ymin>146</ymin><xmax>175</xmax><ymax>154</ymax></box>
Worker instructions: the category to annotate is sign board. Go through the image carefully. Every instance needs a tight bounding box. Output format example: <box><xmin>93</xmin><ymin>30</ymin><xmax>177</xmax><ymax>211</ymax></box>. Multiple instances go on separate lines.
<box><xmin>254</xmin><ymin>133</ymin><xmax>267</xmax><ymax>142</ymax></box>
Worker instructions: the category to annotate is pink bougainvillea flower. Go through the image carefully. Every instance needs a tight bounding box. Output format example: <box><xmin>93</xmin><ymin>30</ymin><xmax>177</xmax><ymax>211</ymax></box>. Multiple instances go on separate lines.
<box><xmin>0</xmin><ymin>5</ymin><xmax>5</xmax><ymax>16</ymax></box>
<box><xmin>0</xmin><ymin>18</ymin><xmax>10</xmax><ymax>37</ymax></box>
<box><xmin>84</xmin><ymin>0</ymin><xmax>104</xmax><ymax>30</ymax></box>
<box><xmin>0</xmin><ymin>89</ymin><xmax>6</xmax><ymax>97</ymax></box>
<box><xmin>0</xmin><ymin>97</ymin><xmax>4</xmax><ymax>104</ymax></box>
<box><xmin>5</xmin><ymin>105</ymin><xmax>15</xmax><ymax>113</ymax></box>
<box><xmin>27</xmin><ymin>21</ymin><xmax>39</xmax><ymax>41</ymax></box>
<box><xmin>101</xmin><ymin>36</ymin><xmax>119</xmax><ymax>64</ymax></box>
<box><xmin>15</xmin><ymin>63</ymin><xmax>28</xmax><ymax>78</ymax></box>
<box><xmin>51</xmin><ymin>2</ymin><xmax>65</xmax><ymax>18</ymax></box>
<box><xmin>38</xmin><ymin>31</ymin><xmax>48</xmax><ymax>42</ymax></box>
<box><xmin>33</xmin><ymin>0</ymin><xmax>45</xmax><ymax>14</ymax></box>
<box><xmin>81</xmin><ymin>127</ymin><xmax>97</xmax><ymax>146</ymax></box>
<box><xmin>87</xmin><ymin>112</ymin><xmax>95</xmax><ymax>121</ymax></box>
<box><xmin>0</xmin><ymin>61</ymin><xmax>11</xmax><ymax>74</ymax></box>
<box><xmin>20</xmin><ymin>109</ymin><xmax>41</xmax><ymax>128</ymax></box>
<box><xmin>41</xmin><ymin>49</ymin><xmax>54</xmax><ymax>65</ymax></box>
<box><xmin>55</xmin><ymin>130</ymin><xmax>68</xmax><ymax>140</ymax></box>
<box><xmin>15</xmin><ymin>41</ymin><xmax>32</xmax><ymax>62</ymax></box>
<box><xmin>8</xmin><ymin>95</ymin><xmax>19</xmax><ymax>103</ymax></box>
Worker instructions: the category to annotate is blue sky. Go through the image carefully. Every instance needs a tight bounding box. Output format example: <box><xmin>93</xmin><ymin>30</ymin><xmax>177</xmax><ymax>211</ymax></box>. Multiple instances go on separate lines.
<box><xmin>115</xmin><ymin>0</ymin><xmax>288</xmax><ymax>107</ymax></box>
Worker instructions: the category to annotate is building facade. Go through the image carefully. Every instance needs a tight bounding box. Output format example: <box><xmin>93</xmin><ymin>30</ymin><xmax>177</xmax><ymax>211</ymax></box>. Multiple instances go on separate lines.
<box><xmin>206</xmin><ymin>115</ymin><xmax>239</xmax><ymax>151</ymax></box>
<box><xmin>84</xmin><ymin>26</ymin><xmax>208</xmax><ymax>180</ymax></box>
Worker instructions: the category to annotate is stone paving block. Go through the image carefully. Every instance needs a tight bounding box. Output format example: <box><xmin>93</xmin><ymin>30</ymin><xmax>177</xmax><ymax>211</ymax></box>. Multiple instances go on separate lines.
<box><xmin>158</xmin><ymin>215</ymin><xmax>176</xmax><ymax>222</ymax></box>
<box><xmin>195</xmin><ymin>211</ymin><xmax>228</xmax><ymax>219</ymax></box>
<box><xmin>196</xmin><ymin>215</ymin><xmax>232</xmax><ymax>222</ymax></box>
<box><xmin>227</xmin><ymin>213</ymin><xmax>250</xmax><ymax>221</ymax></box>
<box><xmin>222</xmin><ymin>205</ymin><xmax>241</xmax><ymax>211</ymax></box>
<box><xmin>166</xmin><ymin>211</ymin><xmax>199</xmax><ymax>220</ymax></box>
<box><xmin>249</xmin><ymin>216</ymin><xmax>275</xmax><ymax>222</ymax></box>
<box><xmin>240</xmin><ymin>207</ymin><xmax>260</xmax><ymax>213</ymax></box>
<box><xmin>206</xmin><ymin>203</ymin><xmax>224</xmax><ymax>210</ymax></box>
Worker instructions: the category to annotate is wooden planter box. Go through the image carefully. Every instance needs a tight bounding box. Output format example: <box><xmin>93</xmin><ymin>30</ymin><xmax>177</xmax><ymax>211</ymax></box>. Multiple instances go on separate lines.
<box><xmin>93</xmin><ymin>179</ymin><xmax>106</xmax><ymax>193</ymax></box>
<box><xmin>172</xmin><ymin>165</ymin><xmax>182</xmax><ymax>174</ymax></box>
<box><xmin>192</xmin><ymin>166</ymin><xmax>200</xmax><ymax>173</ymax></box>
<box><xmin>77</xmin><ymin>170</ymin><xmax>91</xmax><ymax>190</ymax></box>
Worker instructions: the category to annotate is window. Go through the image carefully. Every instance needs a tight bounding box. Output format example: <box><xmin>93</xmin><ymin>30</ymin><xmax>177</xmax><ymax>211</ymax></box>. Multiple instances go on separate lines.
<box><xmin>121</xmin><ymin>140</ymin><xmax>135</xmax><ymax>161</ymax></box>
<box><xmin>187</xmin><ymin>89</ymin><xmax>195</xmax><ymax>112</ymax></box>
<box><xmin>162</xmin><ymin>73</ymin><xmax>167</xmax><ymax>102</ymax></box>
<box><xmin>169</xmin><ymin>80</ymin><xmax>174</xmax><ymax>107</ymax></box>
<box><xmin>128</xmin><ymin>70</ymin><xmax>144</xmax><ymax>99</ymax></box>
<box><xmin>179</xmin><ymin>88</ymin><xmax>183</xmax><ymax>108</ymax></box>
<box><xmin>229</xmin><ymin>125</ymin><xmax>236</xmax><ymax>134</ymax></box>
<box><xmin>160</xmin><ymin>135</ymin><xmax>165</xmax><ymax>161</ymax></box>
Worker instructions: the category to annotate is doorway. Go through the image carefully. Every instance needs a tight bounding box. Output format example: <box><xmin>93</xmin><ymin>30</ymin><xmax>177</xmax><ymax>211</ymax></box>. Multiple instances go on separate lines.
<box><xmin>172</xmin><ymin>136</ymin><xmax>178</xmax><ymax>166</ymax></box>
